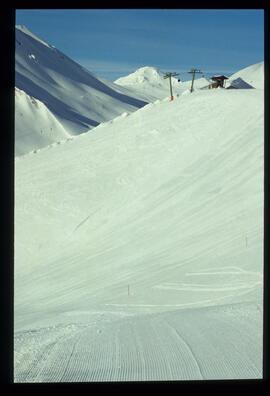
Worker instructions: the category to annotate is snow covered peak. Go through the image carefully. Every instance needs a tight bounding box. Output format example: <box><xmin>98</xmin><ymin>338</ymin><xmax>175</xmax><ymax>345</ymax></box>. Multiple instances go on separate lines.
<box><xmin>113</xmin><ymin>66</ymin><xmax>184</xmax><ymax>102</ymax></box>
<box><xmin>115</xmin><ymin>66</ymin><xmax>164</xmax><ymax>85</ymax></box>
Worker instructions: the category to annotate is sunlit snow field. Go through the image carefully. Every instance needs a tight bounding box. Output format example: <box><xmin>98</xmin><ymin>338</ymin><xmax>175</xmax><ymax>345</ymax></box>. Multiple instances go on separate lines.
<box><xmin>15</xmin><ymin>86</ymin><xmax>264</xmax><ymax>381</ymax></box>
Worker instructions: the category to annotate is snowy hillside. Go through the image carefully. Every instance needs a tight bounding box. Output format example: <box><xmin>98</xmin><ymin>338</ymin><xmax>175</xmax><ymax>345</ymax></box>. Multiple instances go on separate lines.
<box><xmin>228</xmin><ymin>62</ymin><xmax>264</xmax><ymax>89</ymax></box>
<box><xmin>15</xmin><ymin>88</ymin><xmax>71</xmax><ymax>156</ymax></box>
<box><xmin>15</xmin><ymin>87</ymin><xmax>263</xmax><ymax>381</ymax></box>
<box><xmin>15</xmin><ymin>26</ymin><xmax>147</xmax><ymax>138</ymax></box>
<box><xmin>114</xmin><ymin>66</ymin><xmax>209</xmax><ymax>101</ymax></box>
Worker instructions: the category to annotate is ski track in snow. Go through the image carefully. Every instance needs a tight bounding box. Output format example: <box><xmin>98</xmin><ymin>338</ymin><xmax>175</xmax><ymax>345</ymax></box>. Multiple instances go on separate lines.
<box><xmin>14</xmin><ymin>302</ymin><xmax>262</xmax><ymax>382</ymax></box>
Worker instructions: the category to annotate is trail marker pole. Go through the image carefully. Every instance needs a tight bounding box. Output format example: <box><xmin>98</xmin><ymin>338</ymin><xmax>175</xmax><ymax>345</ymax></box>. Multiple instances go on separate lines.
<box><xmin>163</xmin><ymin>72</ymin><xmax>179</xmax><ymax>101</ymax></box>
<box><xmin>188</xmin><ymin>68</ymin><xmax>203</xmax><ymax>92</ymax></box>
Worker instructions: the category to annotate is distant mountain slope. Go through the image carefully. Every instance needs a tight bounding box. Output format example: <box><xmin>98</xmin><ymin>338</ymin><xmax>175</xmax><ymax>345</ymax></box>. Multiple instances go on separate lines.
<box><xmin>15</xmin><ymin>87</ymin><xmax>70</xmax><ymax>156</ymax></box>
<box><xmin>114</xmin><ymin>66</ymin><xmax>210</xmax><ymax>101</ymax></box>
<box><xmin>227</xmin><ymin>62</ymin><xmax>264</xmax><ymax>89</ymax></box>
<box><xmin>15</xmin><ymin>25</ymin><xmax>147</xmax><ymax>136</ymax></box>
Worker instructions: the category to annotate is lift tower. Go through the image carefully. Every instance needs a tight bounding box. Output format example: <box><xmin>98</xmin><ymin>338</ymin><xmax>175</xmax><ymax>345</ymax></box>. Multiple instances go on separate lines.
<box><xmin>188</xmin><ymin>68</ymin><xmax>203</xmax><ymax>92</ymax></box>
<box><xmin>163</xmin><ymin>72</ymin><xmax>179</xmax><ymax>101</ymax></box>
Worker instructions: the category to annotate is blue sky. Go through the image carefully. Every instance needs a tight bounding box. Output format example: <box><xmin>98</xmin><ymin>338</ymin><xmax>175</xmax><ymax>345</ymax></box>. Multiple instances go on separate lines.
<box><xmin>16</xmin><ymin>9</ymin><xmax>264</xmax><ymax>81</ymax></box>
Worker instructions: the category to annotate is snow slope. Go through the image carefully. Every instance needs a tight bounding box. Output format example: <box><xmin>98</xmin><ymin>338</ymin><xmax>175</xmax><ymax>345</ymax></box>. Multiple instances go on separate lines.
<box><xmin>227</xmin><ymin>62</ymin><xmax>264</xmax><ymax>89</ymax></box>
<box><xmin>114</xmin><ymin>66</ymin><xmax>209</xmax><ymax>101</ymax></box>
<box><xmin>15</xmin><ymin>88</ymin><xmax>264</xmax><ymax>381</ymax></box>
<box><xmin>15</xmin><ymin>88</ymin><xmax>71</xmax><ymax>156</ymax></box>
<box><xmin>15</xmin><ymin>26</ymin><xmax>147</xmax><ymax>137</ymax></box>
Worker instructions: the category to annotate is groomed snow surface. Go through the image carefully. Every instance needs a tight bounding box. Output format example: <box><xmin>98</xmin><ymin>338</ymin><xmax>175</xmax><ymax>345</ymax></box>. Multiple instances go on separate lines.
<box><xmin>15</xmin><ymin>87</ymin><xmax>264</xmax><ymax>382</ymax></box>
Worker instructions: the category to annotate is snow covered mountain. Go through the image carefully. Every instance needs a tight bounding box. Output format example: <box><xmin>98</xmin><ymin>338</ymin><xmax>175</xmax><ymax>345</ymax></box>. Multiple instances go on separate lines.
<box><xmin>227</xmin><ymin>62</ymin><xmax>264</xmax><ymax>89</ymax></box>
<box><xmin>15</xmin><ymin>86</ymin><xmax>263</xmax><ymax>381</ymax></box>
<box><xmin>116</xmin><ymin>66</ymin><xmax>166</xmax><ymax>85</ymax></box>
<box><xmin>114</xmin><ymin>66</ymin><xmax>213</xmax><ymax>101</ymax></box>
<box><xmin>15</xmin><ymin>25</ymin><xmax>147</xmax><ymax>154</ymax></box>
